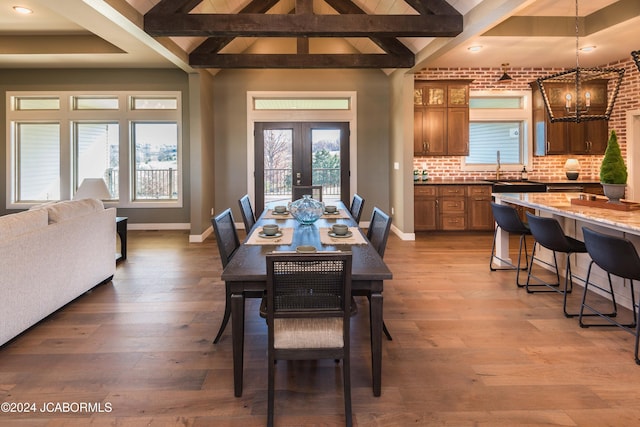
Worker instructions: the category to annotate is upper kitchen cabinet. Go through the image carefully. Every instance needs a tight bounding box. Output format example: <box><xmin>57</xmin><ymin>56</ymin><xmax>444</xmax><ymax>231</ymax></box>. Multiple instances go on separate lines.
<box><xmin>531</xmin><ymin>80</ymin><xmax>608</xmax><ymax>156</ymax></box>
<box><xmin>414</xmin><ymin>81</ymin><xmax>470</xmax><ymax>156</ymax></box>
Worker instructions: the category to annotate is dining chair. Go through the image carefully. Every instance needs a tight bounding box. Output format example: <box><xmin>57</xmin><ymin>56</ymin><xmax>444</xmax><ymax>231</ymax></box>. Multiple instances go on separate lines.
<box><xmin>350</xmin><ymin>193</ymin><xmax>365</xmax><ymax>224</ymax></box>
<box><xmin>525</xmin><ymin>212</ymin><xmax>588</xmax><ymax>318</ymax></box>
<box><xmin>365</xmin><ymin>207</ymin><xmax>393</xmax><ymax>340</ymax></box>
<box><xmin>238</xmin><ymin>194</ymin><xmax>256</xmax><ymax>232</ymax></box>
<box><xmin>292</xmin><ymin>185</ymin><xmax>322</xmax><ymax>201</ymax></box>
<box><xmin>579</xmin><ymin>227</ymin><xmax>640</xmax><ymax>363</ymax></box>
<box><xmin>211</xmin><ymin>208</ymin><xmax>241</xmax><ymax>344</ymax></box>
<box><xmin>489</xmin><ymin>202</ymin><xmax>531</xmax><ymax>287</ymax></box>
<box><xmin>265</xmin><ymin>252</ymin><xmax>353</xmax><ymax>427</ymax></box>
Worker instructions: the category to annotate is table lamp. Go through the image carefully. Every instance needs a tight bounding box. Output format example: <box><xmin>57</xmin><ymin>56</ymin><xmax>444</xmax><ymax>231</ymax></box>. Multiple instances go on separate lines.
<box><xmin>564</xmin><ymin>158</ymin><xmax>580</xmax><ymax>180</ymax></box>
<box><xmin>73</xmin><ymin>178</ymin><xmax>111</xmax><ymax>200</ymax></box>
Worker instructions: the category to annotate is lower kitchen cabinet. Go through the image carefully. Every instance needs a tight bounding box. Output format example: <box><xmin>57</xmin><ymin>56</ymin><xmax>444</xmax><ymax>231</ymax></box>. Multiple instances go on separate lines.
<box><xmin>414</xmin><ymin>184</ymin><xmax>493</xmax><ymax>231</ymax></box>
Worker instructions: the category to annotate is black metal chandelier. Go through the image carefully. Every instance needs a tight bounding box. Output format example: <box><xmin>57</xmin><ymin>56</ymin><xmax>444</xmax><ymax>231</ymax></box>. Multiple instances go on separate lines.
<box><xmin>633</xmin><ymin>50</ymin><xmax>640</xmax><ymax>72</ymax></box>
<box><xmin>536</xmin><ymin>0</ymin><xmax>624</xmax><ymax>123</ymax></box>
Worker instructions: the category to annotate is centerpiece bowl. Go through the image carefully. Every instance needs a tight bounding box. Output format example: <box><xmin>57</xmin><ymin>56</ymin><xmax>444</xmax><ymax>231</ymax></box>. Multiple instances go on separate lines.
<box><xmin>289</xmin><ymin>194</ymin><xmax>324</xmax><ymax>225</ymax></box>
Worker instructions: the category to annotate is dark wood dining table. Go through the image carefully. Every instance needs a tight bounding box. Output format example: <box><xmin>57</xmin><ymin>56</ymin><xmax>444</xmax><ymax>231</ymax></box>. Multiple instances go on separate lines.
<box><xmin>221</xmin><ymin>201</ymin><xmax>392</xmax><ymax>397</ymax></box>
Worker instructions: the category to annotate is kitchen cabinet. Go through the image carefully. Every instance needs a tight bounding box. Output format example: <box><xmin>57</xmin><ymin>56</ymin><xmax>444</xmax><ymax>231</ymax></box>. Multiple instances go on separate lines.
<box><xmin>467</xmin><ymin>185</ymin><xmax>493</xmax><ymax>231</ymax></box>
<box><xmin>414</xmin><ymin>184</ymin><xmax>493</xmax><ymax>231</ymax></box>
<box><xmin>531</xmin><ymin>81</ymin><xmax>609</xmax><ymax>155</ymax></box>
<box><xmin>414</xmin><ymin>81</ymin><xmax>470</xmax><ymax>156</ymax></box>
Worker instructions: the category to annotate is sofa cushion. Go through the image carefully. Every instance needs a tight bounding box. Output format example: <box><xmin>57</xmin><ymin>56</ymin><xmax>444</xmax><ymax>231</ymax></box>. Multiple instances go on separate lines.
<box><xmin>0</xmin><ymin>209</ymin><xmax>48</xmax><ymax>240</ymax></box>
<box><xmin>43</xmin><ymin>199</ymin><xmax>105</xmax><ymax>224</ymax></box>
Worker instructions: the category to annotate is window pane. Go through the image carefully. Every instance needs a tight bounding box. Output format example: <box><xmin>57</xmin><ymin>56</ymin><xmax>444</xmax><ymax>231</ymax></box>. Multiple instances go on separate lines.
<box><xmin>311</xmin><ymin>128</ymin><xmax>341</xmax><ymax>203</ymax></box>
<box><xmin>17</xmin><ymin>123</ymin><xmax>60</xmax><ymax>201</ymax></box>
<box><xmin>469</xmin><ymin>97</ymin><xmax>522</xmax><ymax>109</ymax></box>
<box><xmin>75</xmin><ymin>122</ymin><xmax>119</xmax><ymax>199</ymax></box>
<box><xmin>132</xmin><ymin>97</ymin><xmax>177</xmax><ymax>110</ymax></box>
<box><xmin>133</xmin><ymin>122</ymin><xmax>178</xmax><ymax>200</ymax></box>
<box><xmin>263</xmin><ymin>129</ymin><xmax>292</xmax><ymax>205</ymax></box>
<box><xmin>16</xmin><ymin>97</ymin><xmax>60</xmax><ymax>110</ymax></box>
<box><xmin>466</xmin><ymin>122</ymin><xmax>522</xmax><ymax>164</ymax></box>
<box><xmin>74</xmin><ymin>97</ymin><xmax>119</xmax><ymax>110</ymax></box>
<box><xmin>254</xmin><ymin>98</ymin><xmax>349</xmax><ymax>110</ymax></box>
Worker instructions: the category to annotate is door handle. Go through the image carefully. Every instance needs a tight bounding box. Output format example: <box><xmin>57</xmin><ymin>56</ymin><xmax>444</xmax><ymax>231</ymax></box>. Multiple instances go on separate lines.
<box><xmin>296</xmin><ymin>172</ymin><xmax>301</xmax><ymax>185</ymax></box>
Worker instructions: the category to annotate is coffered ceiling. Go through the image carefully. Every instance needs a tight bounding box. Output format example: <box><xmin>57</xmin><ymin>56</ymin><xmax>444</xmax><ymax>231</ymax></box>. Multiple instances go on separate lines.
<box><xmin>0</xmin><ymin>0</ymin><xmax>638</xmax><ymax>72</ymax></box>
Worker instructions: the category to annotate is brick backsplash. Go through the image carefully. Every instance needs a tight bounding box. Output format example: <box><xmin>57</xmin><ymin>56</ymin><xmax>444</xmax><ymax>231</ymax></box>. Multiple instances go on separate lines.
<box><xmin>413</xmin><ymin>59</ymin><xmax>640</xmax><ymax>182</ymax></box>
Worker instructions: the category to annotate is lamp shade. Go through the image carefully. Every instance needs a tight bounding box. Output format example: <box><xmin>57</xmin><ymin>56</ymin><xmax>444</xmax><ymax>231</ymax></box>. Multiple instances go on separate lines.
<box><xmin>73</xmin><ymin>178</ymin><xmax>111</xmax><ymax>200</ymax></box>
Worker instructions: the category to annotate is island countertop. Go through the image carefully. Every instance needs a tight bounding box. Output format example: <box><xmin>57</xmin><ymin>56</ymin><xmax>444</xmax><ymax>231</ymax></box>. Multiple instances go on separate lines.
<box><xmin>494</xmin><ymin>192</ymin><xmax>640</xmax><ymax>234</ymax></box>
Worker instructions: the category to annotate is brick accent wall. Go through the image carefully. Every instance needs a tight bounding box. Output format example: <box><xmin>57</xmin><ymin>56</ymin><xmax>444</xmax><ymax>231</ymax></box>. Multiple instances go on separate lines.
<box><xmin>413</xmin><ymin>59</ymin><xmax>640</xmax><ymax>181</ymax></box>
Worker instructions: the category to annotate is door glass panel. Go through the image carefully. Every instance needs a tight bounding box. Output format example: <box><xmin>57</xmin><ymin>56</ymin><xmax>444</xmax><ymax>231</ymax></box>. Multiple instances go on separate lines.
<box><xmin>311</xmin><ymin>128</ymin><xmax>341</xmax><ymax>203</ymax></box>
<box><xmin>263</xmin><ymin>129</ymin><xmax>292</xmax><ymax>205</ymax></box>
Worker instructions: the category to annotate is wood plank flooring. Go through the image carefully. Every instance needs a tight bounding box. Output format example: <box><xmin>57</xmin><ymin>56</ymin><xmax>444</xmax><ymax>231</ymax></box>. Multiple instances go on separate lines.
<box><xmin>2</xmin><ymin>230</ymin><xmax>640</xmax><ymax>426</ymax></box>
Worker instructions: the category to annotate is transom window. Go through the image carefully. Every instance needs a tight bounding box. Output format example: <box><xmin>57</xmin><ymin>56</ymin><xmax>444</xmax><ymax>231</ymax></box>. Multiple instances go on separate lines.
<box><xmin>6</xmin><ymin>92</ymin><xmax>182</xmax><ymax>208</ymax></box>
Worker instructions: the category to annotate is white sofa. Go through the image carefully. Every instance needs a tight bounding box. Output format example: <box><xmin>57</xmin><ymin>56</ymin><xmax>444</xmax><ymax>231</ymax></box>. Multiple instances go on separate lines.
<box><xmin>0</xmin><ymin>199</ymin><xmax>116</xmax><ymax>346</ymax></box>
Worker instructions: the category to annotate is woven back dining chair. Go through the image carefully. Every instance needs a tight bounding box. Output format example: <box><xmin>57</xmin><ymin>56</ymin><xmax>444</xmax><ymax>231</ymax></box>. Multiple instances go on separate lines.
<box><xmin>211</xmin><ymin>208</ymin><xmax>241</xmax><ymax>344</ymax></box>
<box><xmin>266</xmin><ymin>252</ymin><xmax>353</xmax><ymax>427</ymax></box>
<box><xmin>238</xmin><ymin>194</ymin><xmax>256</xmax><ymax>232</ymax></box>
<box><xmin>292</xmin><ymin>185</ymin><xmax>322</xmax><ymax>202</ymax></box>
<box><xmin>350</xmin><ymin>193</ymin><xmax>365</xmax><ymax>224</ymax></box>
<box><xmin>364</xmin><ymin>207</ymin><xmax>393</xmax><ymax>340</ymax></box>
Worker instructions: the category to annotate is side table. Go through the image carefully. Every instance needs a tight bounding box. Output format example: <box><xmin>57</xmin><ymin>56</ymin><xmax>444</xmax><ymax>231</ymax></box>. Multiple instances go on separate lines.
<box><xmin>116</xmin><ymin>216</ymin><xmax>128</xmax><ymax>263</ymax></box>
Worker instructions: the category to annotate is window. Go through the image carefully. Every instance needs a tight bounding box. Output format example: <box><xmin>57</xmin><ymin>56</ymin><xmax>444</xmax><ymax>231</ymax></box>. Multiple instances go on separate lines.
<box><xmin>7</xmin><ymin>91</ymin><xmax>182</xmax><ymax>208</ymax></box>
<box><xmin>463</xmin><ymin>92</ymin><xmax>531</xmax><ymax>172</ymax></box>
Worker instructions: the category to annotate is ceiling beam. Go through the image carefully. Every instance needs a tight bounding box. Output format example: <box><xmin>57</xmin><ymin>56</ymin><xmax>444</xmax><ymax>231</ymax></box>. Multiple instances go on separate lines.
<box><xmin>144</xmin><ymin>13</ymin><xmax>463</xmax><ymax>37</ymax></box>
<box><xmin>189</xmin><ymin>53</ymin><xmax>414</xmax><ymax>68</ymax></box>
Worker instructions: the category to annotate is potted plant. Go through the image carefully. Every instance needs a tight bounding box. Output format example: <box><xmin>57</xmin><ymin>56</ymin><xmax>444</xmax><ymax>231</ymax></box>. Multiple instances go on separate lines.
<box><xmin>600</xmin><ymin>130</ymin><xmax>627</xmax><ymax>203</ymax></box>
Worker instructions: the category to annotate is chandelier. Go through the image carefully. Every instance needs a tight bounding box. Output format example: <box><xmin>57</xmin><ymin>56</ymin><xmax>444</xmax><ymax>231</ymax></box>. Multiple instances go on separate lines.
<box><xmin>536</xmin><ymin>0</ymin><xmax>624</xmax><ymax>123</ymax></box>
<box><xmin>633</xmin><ymin>50</ymin><xmax>640</xmax><ymax>72</ymax></box>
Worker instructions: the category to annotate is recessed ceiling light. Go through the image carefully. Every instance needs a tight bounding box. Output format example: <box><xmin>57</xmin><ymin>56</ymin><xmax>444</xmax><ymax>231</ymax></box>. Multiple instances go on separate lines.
<box><xmin>467</xmin><ymin>45</ymin><xmax>483</xmax><ymax>53</ymax></box>
<box><xmin>579</xmin><ymin>46</ymin><xmax>596</xmax><ymax>52</ymax></box>
<box><xmin>13</xmin><ymin>6</ymin><xmax>33</xmax><ymax>14</ymax></box>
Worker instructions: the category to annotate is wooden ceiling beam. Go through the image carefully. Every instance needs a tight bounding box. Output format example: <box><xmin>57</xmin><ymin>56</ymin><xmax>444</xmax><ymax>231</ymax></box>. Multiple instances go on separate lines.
<box><xmin>189</xmin><ymin>53</ymin><xmax>414</xmax><ymax>68</ymax></box>
<box><xmin>148</xmin><ymin>0</ymin><xmax>203</xmax><ymax>14</ymax></box>
<box><xmin>144</xmin><ymin>13</ymin><xmax>463</xmax><ymax>37</ymax></box>
<box><xmin>402</xmin><ymin>0</ymin><xmax>460</xmax><ymax>16</ymax></box>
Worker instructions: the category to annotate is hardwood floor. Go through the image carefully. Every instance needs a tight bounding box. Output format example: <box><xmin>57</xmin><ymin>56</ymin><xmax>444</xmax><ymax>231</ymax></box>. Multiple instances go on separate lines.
<box><xmin>2</xmin><ymin>229</ymin><xmax>640</xmax><ymax>426</ymax></box>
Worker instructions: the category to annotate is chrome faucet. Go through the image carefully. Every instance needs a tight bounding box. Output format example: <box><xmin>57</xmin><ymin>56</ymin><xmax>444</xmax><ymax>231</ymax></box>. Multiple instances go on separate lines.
<box><xmin>496</xmin><ymin>150</ymin><xmax>501</xmax><ymax>180</ymax></box>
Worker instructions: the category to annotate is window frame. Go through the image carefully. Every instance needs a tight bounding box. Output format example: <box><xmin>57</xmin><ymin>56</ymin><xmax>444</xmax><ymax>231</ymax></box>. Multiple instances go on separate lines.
<box><xmin>461</xmin><ymin>90</ymin><xmax>532</xmax><ymax>173</ymax></box>
<box><xmin>6</xmin><ymin>91</ymin><xmax>182</xmax><ymax>209</ymax></box>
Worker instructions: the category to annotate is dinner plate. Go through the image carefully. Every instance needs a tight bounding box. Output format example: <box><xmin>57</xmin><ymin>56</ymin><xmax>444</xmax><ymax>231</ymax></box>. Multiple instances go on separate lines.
<box><xmin>272</xmin><ymin>210</ymin><xmax>289</xmax><ymax>215</ymax></box>
<box><xmin>324</xmin><ymin>211</ymin><xmax>339</xmax><ymax>215</ymax></box>
<box><xmin>258</xmin><ymin>231</ymin><xmax>283</xmax><ymax>239</ymax></box>
<box><xmin>328</xmin><ymin>231</ymin><xmax>353</xmax><ymax>238</ymax></box>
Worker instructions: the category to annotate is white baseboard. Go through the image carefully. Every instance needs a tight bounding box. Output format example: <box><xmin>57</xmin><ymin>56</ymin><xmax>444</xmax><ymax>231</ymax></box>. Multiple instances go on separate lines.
<box><xmin>190</xmin><ymin>225</ymin><xmax>213</xmax><ymax>243</ymax></box>
<box><xmin>391</xmin><ymin>224</ymin><xmax>415</xmax><ymax>241</ymax></box>
<box><xmin>128</xmin><ymin>223</ymin><xmax>191</xmax><ymax>230</ymax></box>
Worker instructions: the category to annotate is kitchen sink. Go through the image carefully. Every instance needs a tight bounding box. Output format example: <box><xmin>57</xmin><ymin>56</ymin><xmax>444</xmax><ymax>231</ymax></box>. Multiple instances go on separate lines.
<box><xmin>485</xmin><ymin>179</ymin><xmax>547</xmax><ymax>193</ymax></box>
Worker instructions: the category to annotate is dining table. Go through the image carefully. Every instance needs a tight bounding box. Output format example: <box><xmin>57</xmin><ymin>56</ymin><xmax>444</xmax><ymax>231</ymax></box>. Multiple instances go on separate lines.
<box><xmin>221</xmin><ymin>201</ymin><xmax>393</xmax><ymax>397</ymax></box>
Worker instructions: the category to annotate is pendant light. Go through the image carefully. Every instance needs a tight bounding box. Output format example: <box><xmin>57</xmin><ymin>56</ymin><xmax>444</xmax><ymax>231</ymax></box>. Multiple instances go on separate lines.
<box><xmin>497</xmin><ymin>63</ymin><xmax>513</xmax><ymax>83</ymax></box>
<box><xmin>633</xmin><ymin>50</ymin><xmax>640</xmax><ymax>72</ymax></box>
<box><xmin>536</xmin><ymin>0</ymin><xmax>624</xmax><ymax>123</ymax></box>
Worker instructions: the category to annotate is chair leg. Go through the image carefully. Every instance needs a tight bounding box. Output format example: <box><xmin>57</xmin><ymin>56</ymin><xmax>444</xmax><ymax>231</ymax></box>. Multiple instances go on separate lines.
<box><xmin>343</xmin><ymin>353</ymin><xmax>352</xmax><ymax>427</ymax></box>
<box><xmin>213</xmin><ymin>285</ymin><xmax>231</xmax><ymax>344</ymax></box>
<box><xmin>526</xmin><ymin>244</ymin><xmax>561</xmax><ymax>293</ymax></box>
<box><xmin>580</xmin><ymin>264</ymin><xmax>632</xmax><ymax>326</ymax></box>
<box><xmin>267</xmin><ymin>352</ymin><xmax>275</xmax><ymax>427</ymax></box>
<box><xmin>515</xmin><ymin>234</ymin><xmax>530</xmax><ymax>287</ymax></box>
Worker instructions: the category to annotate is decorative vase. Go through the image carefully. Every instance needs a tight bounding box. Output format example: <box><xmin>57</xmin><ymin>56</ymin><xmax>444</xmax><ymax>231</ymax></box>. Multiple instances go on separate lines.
<box><xmin>602</xmin><ymin>183</ymin><xmax>626</xmax><ymax>204</ymax></box>
<box><xmin>289</xmin><ymin>194</ymin><xmax>324</xmax><ymax>224</ymax></box>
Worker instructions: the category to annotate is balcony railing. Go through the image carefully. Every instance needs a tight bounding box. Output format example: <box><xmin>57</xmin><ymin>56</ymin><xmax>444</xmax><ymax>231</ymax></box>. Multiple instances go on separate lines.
<box><xmin>105</xmin><ymin>168</ymin><xmax>178</xmax><ymax>200</ymax></box>
<box><xmin>264</xmin><ymin>167</ymin><xmax>340</xmax><ymax>199</ymax></box>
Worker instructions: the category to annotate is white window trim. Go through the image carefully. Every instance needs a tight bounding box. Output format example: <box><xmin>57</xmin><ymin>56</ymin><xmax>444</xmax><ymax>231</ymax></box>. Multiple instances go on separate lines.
<box><xmin>6</xmin><ymin>91</ymin><xmax>182</xmax><ymax>209</ymax></box>
<box><xmin>461</xmin><ymin>90</ymin><xmax>533</xmax><ymax>173</ymax></box>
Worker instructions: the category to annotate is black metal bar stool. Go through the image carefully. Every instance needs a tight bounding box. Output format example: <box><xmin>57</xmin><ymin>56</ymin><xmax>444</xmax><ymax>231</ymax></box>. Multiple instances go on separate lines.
<box><xmin>489</xmin><ymin>202</ymin><xmax>531</xmax><ymax>287</ymax></box>
<box><xmin>580</xmin><ymin>227</ymin><xmax>640</xmax><ymax>364</ymax></box>
<box><xmin>525</xmin><ymin>212</ymin><xmax>588</xmax><ymax>318</ymax></box>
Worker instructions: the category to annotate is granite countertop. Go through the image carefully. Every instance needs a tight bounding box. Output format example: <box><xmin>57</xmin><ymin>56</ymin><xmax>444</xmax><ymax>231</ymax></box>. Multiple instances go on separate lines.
<box><xmin>494</xmin><ymin>192</ymin><xmax>640</xmax><ymax>234</ymax></box>
<box><xmin>413</xmin><ymin>179</ymin><xmax>493</xmax><ymax>185</ymax></box>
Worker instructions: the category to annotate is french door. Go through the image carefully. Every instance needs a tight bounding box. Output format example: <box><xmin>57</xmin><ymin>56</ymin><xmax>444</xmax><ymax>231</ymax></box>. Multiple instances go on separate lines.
<box><xmin>254</xmin><ymin>122</ymin><xmax>350</xmax><ymax>215</ymax></box>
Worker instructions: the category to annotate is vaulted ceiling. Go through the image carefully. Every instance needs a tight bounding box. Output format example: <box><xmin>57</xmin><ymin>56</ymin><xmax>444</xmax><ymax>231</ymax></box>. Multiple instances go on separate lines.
<box><xmin>1</xmin><ymin>0</ymin><xmax>639</xmax><ymax>73</ymax></box>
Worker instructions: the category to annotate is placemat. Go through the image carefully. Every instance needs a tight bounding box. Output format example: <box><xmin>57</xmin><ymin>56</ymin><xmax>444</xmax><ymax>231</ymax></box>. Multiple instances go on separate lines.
<box><xmin>319</xmin><ymin>227</ymin><xmax>368</xmax><ymax>245</ymax></box>
<box><xmin>321</xmin><ymin>209</ymin><xmax>351</xmax><ymax>219</ymax></box>
<box><xmin>263</xmin><ymin>209</ymin><xmax>292</xmax><ymax>219</ymax></box>
<box><xmin>246</xmin><ymin>227</ymin><xmax>294</xmax><ymax>245</ymax></box>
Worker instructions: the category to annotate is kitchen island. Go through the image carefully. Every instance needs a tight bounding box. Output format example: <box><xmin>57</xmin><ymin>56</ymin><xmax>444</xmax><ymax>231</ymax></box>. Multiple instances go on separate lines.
<box><xmin>493</xmin><ymin>192</ymin><xmax>640</xmax><ymax>310</ymax></box>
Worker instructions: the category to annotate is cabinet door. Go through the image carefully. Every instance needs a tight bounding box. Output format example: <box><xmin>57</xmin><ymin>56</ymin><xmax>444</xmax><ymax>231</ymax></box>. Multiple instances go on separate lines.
<box><xmin>546</xmin><ymin>118</ymin><xmax>567</xmax><ymax>155</ymax></box>
<box><xmin>414</xmin><ymin>107</ymin><xmax>426</xmax><ymax>155</ymax></box>
<box><xmin>424</xmin><ymin>108</ymin><xmax>446</xmax><ymax>155</ymax></box>
<box><xmin>567</xmin><ymin>121</ymin><xmax>588</xmax><ymax>154</ymax></box>
<box><xmin>447</xmin><ymin>107</ymin><xmax>469</xmax><ymax>155</ymax></box>
<box><xmin>584</xmin><ymin>113</ymin><xmax>608</xmax><ymax>154</ymax></box>
<box><xmin>423</xmin><ymin>84</ymin><xmax>447</xmax><ymax>106</ymax></box>
<box><xmin>414</xmin><ymin>186</ymin><xmax>437</xmax><ymax>231</ymax></box>
<box><xmin>468</xmin><ymin>195</ymin><xmax>493</xmax><ymax>230</ymax></box>
<box><xmin>447</xmin><ymin>84</ymin><xmax>469</xmax><ymax>107</ymax></box>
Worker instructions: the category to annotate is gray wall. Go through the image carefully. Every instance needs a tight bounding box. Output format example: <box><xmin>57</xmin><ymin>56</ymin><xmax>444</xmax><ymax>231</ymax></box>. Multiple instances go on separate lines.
<box><xmin>0</xmin><ymin>68</ymin><xmax>191</xmax><ymax>225</ymax></box>
<box><xmin>212</xmin><ymin>68</ymin><xmax>391</xmax><ymax>224</ymax></box>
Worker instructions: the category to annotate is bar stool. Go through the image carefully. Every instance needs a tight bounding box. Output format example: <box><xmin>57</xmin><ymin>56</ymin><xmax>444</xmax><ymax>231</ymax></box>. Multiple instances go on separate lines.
<box><xmin>489</xmin><ymin>202</ymin><xmax>531</xmax><ymax>287</ymax></box>
<box><xmin>525</xmin><ymin>212</ymin><xmax>588</xmax><ymax>318</ymax></box>
<box><xmin>580</xmin><ymin>227</ymin><xmax>640</xmax><ymax>364</ymax></box>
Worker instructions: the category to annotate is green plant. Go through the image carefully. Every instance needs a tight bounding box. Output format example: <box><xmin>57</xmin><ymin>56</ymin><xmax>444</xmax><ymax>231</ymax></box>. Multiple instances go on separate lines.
<box><xmin>600</xmin><ymin>130</ymin><xmax>628</xmax><ymax>184</ymax></box>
